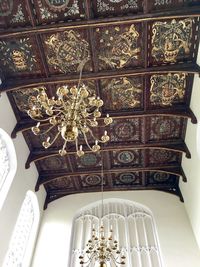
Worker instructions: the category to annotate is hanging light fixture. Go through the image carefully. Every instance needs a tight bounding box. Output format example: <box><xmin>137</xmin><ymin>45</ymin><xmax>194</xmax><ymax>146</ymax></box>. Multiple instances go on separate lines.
<box><xmin>79</xmin><ymin>153</ymin><xmax>126</xmax><ymax>267</ymax></box>
<box><xmin>27</xmin><ymin>69</ymin><xmax>113</xmax><ymax>157</ymax></box>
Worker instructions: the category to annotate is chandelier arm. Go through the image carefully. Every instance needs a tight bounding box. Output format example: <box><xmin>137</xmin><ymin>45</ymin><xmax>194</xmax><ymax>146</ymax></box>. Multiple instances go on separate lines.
<box><xmin>48</xmin><ymin>130</ymin><xmax>61</xmax><ymax>146</ymax></box>
<box><xmin>109</xmin><ymin>253</ymin><xmax>121</xmax><ymax>266</ymax></box>
<box><xmin>86</xmin><ymin>127</ymin><xmax>105</xmax><ymax>144</ymax></box>
<box><xmin>37</xmin><ymin>124</ymin><xmax>58</xmax><ymax>136</ymax></box>
<box><xmin>62</xmin><ymin>140</ymin><xmax>67</xmax><ymax>151</ymax></box>
<box><xmin>30</xmin><ymin>116</ymin><xmax>52</xmax><ymax>123</ymax></box>
<box><xmin>82</xmin><ymin>132</ymin><xmax>93</xmax><ymax>151</ymax></box>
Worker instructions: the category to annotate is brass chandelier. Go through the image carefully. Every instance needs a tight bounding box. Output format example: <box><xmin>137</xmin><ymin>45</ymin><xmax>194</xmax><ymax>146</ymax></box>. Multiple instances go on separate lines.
<box><xmin>79</xmin><ymin>154</ymin><xmax>126</xmax><ymax>267</ymax></box>
<box><xmin>79</xmin><ymin>225</ymin><xmax>126</xmax><ymax>267</ymax></box>
<box><xmin>27</xmin><ymin>79</ymin><xmax>113</xmax><ymax>157</ymax></box>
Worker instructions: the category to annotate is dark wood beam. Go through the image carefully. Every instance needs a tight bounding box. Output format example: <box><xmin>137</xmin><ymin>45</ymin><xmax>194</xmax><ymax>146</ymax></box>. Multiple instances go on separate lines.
<box><xmin>0</xmin><ymin>9</ymin><xmax>200</xmax><ymax>38</ymax></box>
<box><xmin>11</xmin><ymin>107</ymin><xmax>197</xmax><ymax>140</ymax></box>
<box><xmin>1</xmin><ymin>63</ymin><xmax>200</xmax><ymax>92</ymax></box>
<box><xmin>43</xmin><ymin>182</ymin><xmax>182</xmax><ymax>209</ymax></box>
<box><xmin>36</xmin><ymin>165</ymin><xmax>185</xmax><ymax>192</ymax></box>
<box><xmin>28</xmin><ymin>141</ymin><xmax>190</xmax><ymax>170</ymax></box>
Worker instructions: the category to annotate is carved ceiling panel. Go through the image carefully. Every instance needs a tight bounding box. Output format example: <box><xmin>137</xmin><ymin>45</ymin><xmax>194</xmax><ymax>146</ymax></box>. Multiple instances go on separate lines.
<box><xmin>44</xmin><ymin>176</ymin><xmax>75</xmax><ymax>191</ymax></box>
<box><xmin>0</xmin><ymin>37</ymin><xmax>42</xmax><ymax>78</ymax></box>
<box><xmin>42</xmin><ymin>29</ymin><xmax>92</xmax><ymax>74</ymax></box>
<box><xmin>33</xmin><ymin>0</ymin><xmax>85</xmax><ymax>24</ymax></box>
<box><xmin>92</xmin><ymin>0</ymin><xmax>143</xmax><ymax>17</ymax></box>
<box><xmin>101</xmin><ymin>76</ymin><xmax>144</xmax><ymax>111</ymax></box>
<box><xmin>147</xmin><ymin>116</ymin><xmax>185</xmax><ymax>141</ymax></box>
<box><xmin>36</xmin><ymin>155</ymin><xmax>69</xmax><ymax>171</ymax></box>
<box><xmin>70</xmin><ymin>153</ymin><xmax>102</xmax><ymax>170</ymax></box>
<box><xmin>112</xmin><ymin>150</ymin><xmax>143</xmax><ymax>167</ymax></box>
<box><xmin>112</xmin><ymin>172</ymin><xmax>142</xmax><ymax>187</ymax></box>
<box><xmin>148</xmin><ymin>73</ymin><xmax>188</xmax><ymax>107</ymax></box>
<box><xmin>95</xmin><ymin>24</ymin><xmax>143</xmax><ymax>70</ymax></box>
<box><xmin>150</xmin><ymin>0</ymin><xmax>200</xmax><ymax>12</ymax></box>
<box><xmin>80</xmin><ymin>174</ymin><xmax>107</xmax><ymax>188</ymax></box>
<box><xmin>110</xmin><ymin>118</ymin><xmax>142</xmax><ymax>142</ymax></box>
<box><xmin>148</xmin><ymin>149</ymin><xmax>181</xmax><ymax>166</ymax></box>
<box><xmin>146</xmin><ymin>171</ymin><xmax>178</xmax><ymax>186</ymax></box>
<box><xmin>149</xmin><ymin>18</ymin><xmax>199</xmax><ymax>66</ymax></box>
<box><xmin>0</xmin><ymin>1</ymin><xmax>31</xmax><ymax>28</ymax></box>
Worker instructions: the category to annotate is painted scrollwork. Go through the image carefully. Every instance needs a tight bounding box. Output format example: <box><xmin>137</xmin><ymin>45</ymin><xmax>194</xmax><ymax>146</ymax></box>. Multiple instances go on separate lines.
<box><xmin>0</xmin><ymin>38</ymin><xmax>37</xmax><ymax>72</ymax></box>
<box><xmin>45</xmin><ymin>30</ymin><xmax>91</xmax><ymax>73</ymax></box>
<box><xmin>97</xmin><ymin>24</ymin><xmax>140</xmax><ymax>69</ymax></box>
<box><xmin>150</xmin><ymin>73</ymin><xmax>186</xmax><ymax>106</ymax></box>
<box><xmin>102</xmin><ymin>77</ymin><xmax>142</xmax><ymax>110</ymax></box>
<box><xmin>152</xmin><ymin>19</ymin><xmax>193</xmax><ymax>63</ymax></box>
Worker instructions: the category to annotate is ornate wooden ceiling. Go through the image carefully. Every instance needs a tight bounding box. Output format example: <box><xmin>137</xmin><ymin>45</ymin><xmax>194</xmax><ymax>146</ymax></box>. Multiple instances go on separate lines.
<box><xmin>0</xmin><ymin>0</ymin><xmax>200</xmax><ymax>209</ymax></box>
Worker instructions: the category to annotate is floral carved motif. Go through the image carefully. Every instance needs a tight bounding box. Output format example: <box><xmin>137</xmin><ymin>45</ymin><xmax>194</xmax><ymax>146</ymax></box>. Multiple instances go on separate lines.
<box><xmin>152</xmin><ymin>19</ymin><xmax>193</xmax><ymax>63</ymax></box>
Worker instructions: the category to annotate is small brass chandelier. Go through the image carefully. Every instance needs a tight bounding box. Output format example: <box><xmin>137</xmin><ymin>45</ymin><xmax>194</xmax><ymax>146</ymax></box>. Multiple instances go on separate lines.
<box><xmin>27</xmin><ymin>74</ymin><xmax>113</xmax><ymax>157</ymax></box>
<box><xmin>79</xmin><ymin>154</ymin><xmax>126</xmax><ymax>267</ymax></box>
<box><xmin>79</xmin><ymin>225</ymin><xmax>126</xmax><ymax>267</ymax></box>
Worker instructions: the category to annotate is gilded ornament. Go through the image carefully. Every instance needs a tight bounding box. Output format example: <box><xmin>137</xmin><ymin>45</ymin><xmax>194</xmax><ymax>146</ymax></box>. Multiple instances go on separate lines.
<box><xmin>0</xmin><ymin>38</ymin><xmax>37</xmax><ymax>72</ymax></box>
<box><xmin>45</xmin><ymin>30</ymin><xmax>91</xmax><ymax>73</ymax></box>
<box><xmin>98</xmin><ymin>24</ymin><xmax>140</xmax><ymax>69</ymax></box>
<box><xmin>152</xmin><ymin>19</ymin><xmax>193</xmax><ymax>63</ymax></box>
<box><xmin>150</xmin><ymin>73</ymin><xmax>186</xmax><ymax>106</ymax></box>
<box><xmin>11</xmin><ymin>50</ymin><xmax>27</xmax><ymax>71</ymax></box>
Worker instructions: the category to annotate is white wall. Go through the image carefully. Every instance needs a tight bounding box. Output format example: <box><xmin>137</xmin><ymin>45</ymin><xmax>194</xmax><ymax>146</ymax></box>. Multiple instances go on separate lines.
<box><xmin>180</xmin><ymin>48</ymin><xmax>200</xmax><ymax>249</ymax></box>
<box><xmin>32</xmin><ymin>191</ymin><xmax>200</xmax><ymax>267</ymax></box>
<box><xmin>0</xmin><ymin>92</ymin><xmax>46</xmax><ymax>266</ymax></box>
